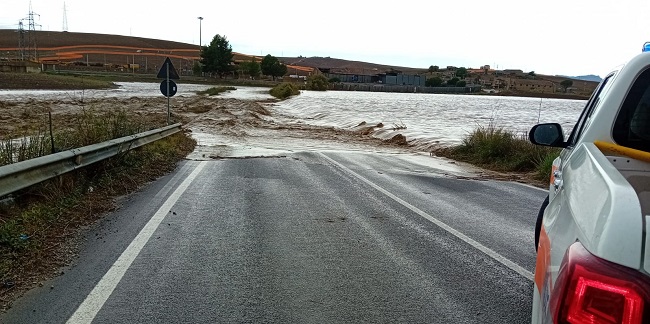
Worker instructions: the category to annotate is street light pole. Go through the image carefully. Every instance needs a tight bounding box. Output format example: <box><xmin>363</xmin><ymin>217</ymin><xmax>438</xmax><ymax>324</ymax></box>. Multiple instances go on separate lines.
<box><xmin>197</xmin><ymin>17</ymin><xmax>203</xmax><ymax>76</ymax></box>
<box><xmin>197</xmin><ymin>17</ymin><xmax>203</xmax><ymax>54</ymax></box>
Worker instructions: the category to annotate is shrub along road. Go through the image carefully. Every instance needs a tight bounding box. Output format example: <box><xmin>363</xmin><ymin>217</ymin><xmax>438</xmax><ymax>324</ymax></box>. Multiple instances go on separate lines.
<box><xmin>1</xmin><ymin>151</ymin><xmax>545</xmax><ymax>323</ymax></box>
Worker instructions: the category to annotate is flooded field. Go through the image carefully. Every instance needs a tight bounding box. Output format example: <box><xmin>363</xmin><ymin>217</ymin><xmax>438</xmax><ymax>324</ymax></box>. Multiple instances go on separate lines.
<box><xmin>0</xmin><ymin>82</ymin><xmax>274</xmax><ymax>102</ymax></box>
<box><xmin>272</xmin><ymin>90</ymin><xmax>586</xmax><ymax>146</ymax></box>
<box><xmin>0</xmin><ymin>82</ymin><xmax>587</xmax><ymax>151</ymax></box>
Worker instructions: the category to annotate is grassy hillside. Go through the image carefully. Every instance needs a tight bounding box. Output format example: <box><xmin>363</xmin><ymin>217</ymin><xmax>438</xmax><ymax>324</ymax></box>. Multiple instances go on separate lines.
<box><xmin>0</xmin><ymin>30</ymin><xmax>199</xmax><ymax>69</ymax></box>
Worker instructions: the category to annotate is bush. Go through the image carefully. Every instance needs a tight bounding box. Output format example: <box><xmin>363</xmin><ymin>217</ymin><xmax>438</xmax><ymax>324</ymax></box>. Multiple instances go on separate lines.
<box><xmin>196</xmin><ymin>86</ymin><xmax>236</xmax><ymax>96</ymax></box>
<box><xmin>328</xmin><ymin>77</ymin><xmax>341</xmax><ymax>83</ymax></box>
<box><xmin>456</xmin><ymin>80</ymin><xmax>467</xmax><ymax>87</ymax></box>
<box><xmin>270</xmin><ymin>82</ymin><xmax>300</xmax><ymax>99</ymax></box>
<box><xmin>425</xmin><ymin>77</ymin><xmax>442</xmax><ymax>87</ymax></box>
<box><xmin>447</xmin><ymin>123</ymin><xmax>560</xmax><ymax>179</ymax></box>
<box><xmin>307</xmin><ymin>74</ymin><xmax>329</xmax><ymax>91</ymax></box>
<box><xmin>535</xmin><ymin>151</ymin><xmax>558</xmax><ymax>181</ymax></box>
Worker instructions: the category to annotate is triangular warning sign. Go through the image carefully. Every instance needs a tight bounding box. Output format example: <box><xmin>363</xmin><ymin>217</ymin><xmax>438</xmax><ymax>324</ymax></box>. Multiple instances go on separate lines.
<box><xmin>157</xmin><ymin>57</ymin><xmax>180</xmax><ymax>80</ymax></box>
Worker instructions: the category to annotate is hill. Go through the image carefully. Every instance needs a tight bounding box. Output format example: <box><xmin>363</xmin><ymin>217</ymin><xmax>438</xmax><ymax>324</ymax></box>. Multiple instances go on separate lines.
<box><xmin>573</xmin><ymin>74</ymin><xmax>602</xmax><ymax>82</ymax></box>
<box><xmin>0</xmin><ymin>30</ymin><xmax>197</xmax><ymax>51</ymax></box>
<box><xmin>278</xmin><ymin>56</ymin><xmax>426</xmax><ymax>74</ymax></box>
<box><xmin>0</xmin><ymin>30</ymin><xmax>429</xmax><ymax>75</ymax></box>
<box><xmin>0</xmin><ymin>29</ymin><xmax>600</xmax><ymax>96</ymax></box>
<box><xmin>0</xmin><ymin>30</ymin><xmax>199</xmax><ymax>73</ymax></box>
<box><xmin>555</xmin><ymin>74</ymin><xmax>602</xmax><ymax>83</ymax></box>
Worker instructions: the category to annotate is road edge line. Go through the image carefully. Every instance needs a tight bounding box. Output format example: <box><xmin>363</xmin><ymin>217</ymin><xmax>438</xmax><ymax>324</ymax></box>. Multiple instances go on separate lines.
<box><xmin>66</xmin><ymin>161</ymin><xmax>208</xmax><ymax>324</ymax></box>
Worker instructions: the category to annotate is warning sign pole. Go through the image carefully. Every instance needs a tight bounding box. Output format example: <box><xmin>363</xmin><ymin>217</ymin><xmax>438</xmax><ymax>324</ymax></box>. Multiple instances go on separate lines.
<box><xmin>157</xmin><ymin>57</ymin><xmax>179</xmax><ymax>125</ymax></box>
<box><xmin>166</xmin><ymin>62</ymin><xmax>170</xmax><ymax>125</ymax></box>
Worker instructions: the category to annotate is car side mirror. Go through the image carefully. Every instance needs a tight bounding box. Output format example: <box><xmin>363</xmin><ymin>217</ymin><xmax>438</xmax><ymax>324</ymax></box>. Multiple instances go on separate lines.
<box><xmin>529</xmin><ymin>123</ymin><xmax>567</xmax><ymax>148</ymax></box>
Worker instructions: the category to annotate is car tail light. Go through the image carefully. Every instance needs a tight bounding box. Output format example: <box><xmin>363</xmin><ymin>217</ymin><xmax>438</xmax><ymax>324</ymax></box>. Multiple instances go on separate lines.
<box><xmin>550</xmin><ymin>242</ymin><xmax>650</xmax><ymax>324</ymax></box>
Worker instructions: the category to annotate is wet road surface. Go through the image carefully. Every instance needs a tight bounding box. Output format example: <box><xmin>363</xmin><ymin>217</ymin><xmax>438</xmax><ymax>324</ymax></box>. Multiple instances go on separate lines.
<box><xmin>2</xmin><ymin>151</ymin><xmax>545</xmax><ymax>323</ymax></box>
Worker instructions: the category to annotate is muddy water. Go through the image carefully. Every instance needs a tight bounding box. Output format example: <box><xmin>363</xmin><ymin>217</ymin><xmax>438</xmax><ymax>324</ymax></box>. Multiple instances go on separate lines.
<box><xmin>0</xmin><ymin>82</ymin><xmax>586</xmax><ymax>149</ymax></box>
<box><xmin>0</xmin><ymin>82</ymin><xmax>273</xmax><ymax>101</ymax></box>
<box><xmin>273</xmin><ymin>90</ymin><xmax>586</xmax><ymax>147</ymax></box>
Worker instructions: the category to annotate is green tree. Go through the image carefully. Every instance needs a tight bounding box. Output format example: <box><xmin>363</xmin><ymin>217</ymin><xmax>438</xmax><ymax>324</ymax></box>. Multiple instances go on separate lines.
<box><xmin>200</xmin><ymin>34</ymin><xmax>233</xmax><ymax>77</ymax></box>
<box><xmin>528</xmin><ymin>71</ymin><xmax>536</xmax><ymax>77</ymax></box>
<box><xmin>425</xmin><ymin>76</ymin><xmax>443</xmax><ymax>87</ymax></box>
<box><xmin>307</xmin><ymin>74</ymin><xmax>329</xmax><ymax>91</ymax></box>
<box><xmin>428</xmin><ymin>65</ymin><xmax>440</xmax><ymax>73</ymax></box>
<box><xmin>261</xmin><ymin>54</ymin><xmax>288</xmax><ymax>80</ymax></box>
<box><xmin>447</xmin><ymin>77</ymin><xmax>459</xmax><ymax>86</ymax></box>
<box><xmin>457</xmin><ymin>80</ymin><xmax>467</xmax><ymax>87</ymax></box>
<box><xmin>192</xmin><ymin>61</ymin><xmax>202</xmax><ymax>76</ymax></box>
<box><xmin>455</xmin><ymin>67</ymin><xmax>468</xmax><ymax>79</ymax></box>
<box><xmin>246</xmin><ymin>58</ymin><xmax>261</xmax><ymax>79</ymax></box>
<box><xmin>560</xmin><ymin>79</ymin><xmax>573</xmax><ymax>93</ymax></box>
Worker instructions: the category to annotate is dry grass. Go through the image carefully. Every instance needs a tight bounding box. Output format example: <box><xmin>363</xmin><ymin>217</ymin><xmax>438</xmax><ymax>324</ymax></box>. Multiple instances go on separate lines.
<box><xmin>0</xmin><ymin>109</ymin><xmax>195</xmax><ymax>311</ymax></box>
<box><xmin>0</xmin><ymin>108</ymin><xmax>158</xmax><ymax>167</ymax></box>
<box><xmin>435</xmin><ymin>123</ymin><xmax>560</xmax><ymax>181</ymax></box>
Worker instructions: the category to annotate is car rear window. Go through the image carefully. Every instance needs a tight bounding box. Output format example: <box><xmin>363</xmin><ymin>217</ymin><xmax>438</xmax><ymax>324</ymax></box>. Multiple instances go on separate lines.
<box><xmin>613</xmin><ymin>68</ymin><xmax>650</xmax><ymax>152</ymax></box>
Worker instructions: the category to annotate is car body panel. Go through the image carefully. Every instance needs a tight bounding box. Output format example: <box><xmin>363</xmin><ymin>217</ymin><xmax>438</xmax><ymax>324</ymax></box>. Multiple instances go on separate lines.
<box><xmin>559</xmin><ymin>143</ymin><xmax>643</xmax><ymax>269</ymax></box>
<box><xmin>531</xmin><ymin>51</ymin><xmax>650</xmax><ymax>323</ymax></box>
<box><xmin>646</xmin><ymin>217</ymin><xmax>650</xmax><ymax>274</ymax></box>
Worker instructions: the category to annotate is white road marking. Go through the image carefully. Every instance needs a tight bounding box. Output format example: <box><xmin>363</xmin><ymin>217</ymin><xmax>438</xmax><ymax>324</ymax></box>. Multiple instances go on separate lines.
<box><xmin>513</xmin><ymin>181</ymin><xmax>548</xmax><ymax>192</ymax></box>
<box><xmin>319</xmin><ymin>153</ymin><xmax>535</xmax><ymax>282</ymax></box>
<box><xmin>66</xmin><ymin>161</ymin><xmax>208</xmax><ymax>324</ymax></box>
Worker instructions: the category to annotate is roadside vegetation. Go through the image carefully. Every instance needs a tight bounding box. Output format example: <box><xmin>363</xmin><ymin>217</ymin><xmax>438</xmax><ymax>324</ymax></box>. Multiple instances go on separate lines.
<box><xmin>196</xmin><ymin>86</ymin><xmax>237</xmax><ymax>96</ymax></box>
<box><xmin>0</xmin><ymin>109</ymin><xmax>195</xmax><ymax>310</ymax></box>
<box><xmin>270</xmin><ymin>82</ymin><xmax>300</xmax><ymax>99</ymax></box>
<box><xmin>306</xmin><ymin>74</ymin><xmax>329</xmax><ymax>91</ymax></box>
<box><xmin>435</xmin><ymin>124</ymin><xmax>560</xmax><ymax>182</ymax></box>
<box><xmin>0</xmin><ymin>108</ymin><xmax>166</xmax><ymax>166</ymax></box>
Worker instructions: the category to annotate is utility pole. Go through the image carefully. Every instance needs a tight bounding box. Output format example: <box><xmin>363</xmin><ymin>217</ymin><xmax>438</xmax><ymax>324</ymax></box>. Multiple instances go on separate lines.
<box><xmin>197</xmin><ymin>17</ymin><xmax>203</xmax><ymax>54</ymax></box>
<box><xmin>197</xmin><ymin>17</ymin><xmax>203</xmax><ymax>76</ymax></box>
<box><xmin>17</xmin><ymin>20</ymin><xmax>26</xmax><ymax>60</ymax></box>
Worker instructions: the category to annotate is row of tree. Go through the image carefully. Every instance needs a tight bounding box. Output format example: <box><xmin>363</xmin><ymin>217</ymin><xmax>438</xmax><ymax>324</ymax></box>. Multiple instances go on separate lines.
<box><xmin>198</xmin><ymin>34</ymin><xmax>288</xmax><ymax>80</ymax></box>
<box><xmin>428</xmin><ymin>65</ymin><xmax>468</xmax><ymax>79</ymax></box>
<box><xmin>200</xmin><ymin>34</ymin><xmax>576</xmax><ymax>92</ymax></box>
<box><xmin>425</xmin><ymin>77</ymin><xmax>466</xmax><ymax>87</ymax></box>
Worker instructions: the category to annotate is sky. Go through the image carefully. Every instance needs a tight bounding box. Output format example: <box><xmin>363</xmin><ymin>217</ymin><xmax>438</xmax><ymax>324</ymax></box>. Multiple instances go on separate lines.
<box><xmin>1</xmin><ymin>0</ymin><xmax>650</xmax><ymax>77</ymax></box>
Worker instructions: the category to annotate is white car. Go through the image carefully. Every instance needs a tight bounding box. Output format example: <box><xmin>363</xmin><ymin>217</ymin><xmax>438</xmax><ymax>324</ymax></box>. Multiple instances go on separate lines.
<box><xmin>529</xmin><ymin>47</ymin><xmax>650</xmax><ymax>323</ymax></box>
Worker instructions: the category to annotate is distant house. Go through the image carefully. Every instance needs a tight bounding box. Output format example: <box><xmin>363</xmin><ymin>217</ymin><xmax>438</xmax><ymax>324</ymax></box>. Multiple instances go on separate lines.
<box><xmin>501</xmin><ymin>69</ymin><xmax>524</xmax><ymax>76</ymax></box>
<box><xmin>229</xmin><ymin>52</ymin><xmax>260</xmax><ymax>64</ymax></box>
<box><xmin>380</xmin><ymin>73</ymin><xmax>425</xmax><ymax>86</ymax></box>
<box><xmin>286</xmin><ymin>65</ymin><xmax>319</xmax><ymax>77</ymax></box>
<box><xmin>327</xmin><ymin>73</ymin><xmax>377</xmax><ymax>83</ymax></box>
<box><xmin>507</xmin><ymin>78</ymin><xmax>555</xmax><ymax>92</ymax></box>
<box><xmin>0</xmin><ymin>61</ymin><xmax>40</xmax><ymax>73</ymax></box>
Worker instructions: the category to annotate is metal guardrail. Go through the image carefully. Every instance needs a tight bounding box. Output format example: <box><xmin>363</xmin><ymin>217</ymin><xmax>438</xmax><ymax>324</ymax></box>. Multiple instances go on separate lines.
<box><xmin>0</xmin><ymin>123</ymin><xmax>182</xmax><ymax>198</ymax></box>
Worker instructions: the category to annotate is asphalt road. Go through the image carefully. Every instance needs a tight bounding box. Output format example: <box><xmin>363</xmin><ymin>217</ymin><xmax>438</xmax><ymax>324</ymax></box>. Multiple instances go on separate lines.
<box><xmin>1</xmin><ymin>151</ymin><xmax>546</xmax><ymax>323</ymax></box>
